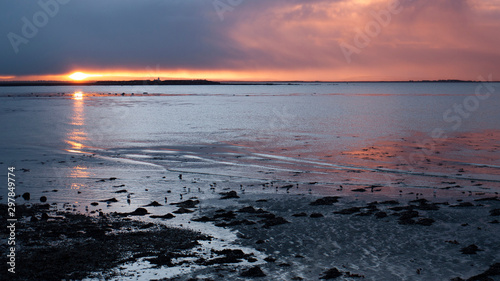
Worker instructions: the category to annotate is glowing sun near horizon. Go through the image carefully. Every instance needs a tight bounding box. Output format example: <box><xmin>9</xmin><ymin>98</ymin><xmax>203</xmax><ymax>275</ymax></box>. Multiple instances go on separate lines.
<box><xmin>69</xmin><ymin>72</ymin><xmax>103</xmax><ymax>81</ymax></box>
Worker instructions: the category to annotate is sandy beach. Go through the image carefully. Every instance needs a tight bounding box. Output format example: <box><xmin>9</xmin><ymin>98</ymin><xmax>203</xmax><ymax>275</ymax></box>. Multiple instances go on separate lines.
<box><xmin>1</xmin><ymin>124</ymin><xmax>499</xmax><ymax>280</ymax></box>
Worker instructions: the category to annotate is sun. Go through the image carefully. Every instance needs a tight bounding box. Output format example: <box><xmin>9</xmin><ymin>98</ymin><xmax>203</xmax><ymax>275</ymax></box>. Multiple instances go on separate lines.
<box><xmin>73</xmin><ymin>91</ymin><xmax>83</xmax><ymax>100</ymax></box>
<box><xmin>69</xmin><ymin>72</ymin><xmax>102</xmax><ymax>81</ymax></box>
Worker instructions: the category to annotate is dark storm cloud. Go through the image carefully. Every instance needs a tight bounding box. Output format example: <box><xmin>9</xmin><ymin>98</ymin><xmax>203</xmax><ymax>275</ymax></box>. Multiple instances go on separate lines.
<box><xmin>1</xmin><ymin>0</ymin><xmax>499</xmax><ymax>80</ymax></box>
<box><xmin>0</xmin><ymin>0</ymin><xmax>244</xmax><ymax>75</ymax></box>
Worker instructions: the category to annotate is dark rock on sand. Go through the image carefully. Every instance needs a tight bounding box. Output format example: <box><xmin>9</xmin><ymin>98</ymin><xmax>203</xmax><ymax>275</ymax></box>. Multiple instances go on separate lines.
<box><xmin>150</xmin><ymin>213</ymin><xmax>175</xmax><ymax>219</ymax></box>
<box><xmin>40</xmin><ymin>196</ymin><xmax>47</xmax><ymax>203</ymax></box>
<box><xmin>292</xmin><ymin>212</ymin><xmax>308</xmax><ymax>217</ymax></box>
<box><xmin>351</xmin><ymin>188</ymin><xmax>367</xmax><ymax>192</ymax></box>
<box><xmin>90</xmin><ymin>202</ymin><xmax>99</xmax><ymax>206</ymax></box>
<box><xmin>320</xmin><ymin>267</ymin><xmax>343</xmax><ymax>279</ymax></box>
<box><xmin>216</xmin><ymin>219</ymin><xmax>256</xmax><ymax>227</ymax></box>
<box><xmin>192</xmin><ymin>216</ymin><xmax>215</xmax><ymax>222</ymax></box>
<box><xmin>261</xmin><ymin>216</ymin><xmax>289</xmax><ymax>228</ymax></box>
<box><xmin>143</xmin><ymin>201</ymin><xmax>163</xmax><ymax>207</ymax></box>
<box><xmin>173</xmin><ymin>207</ymin><xmax>194</xmax><ymax>214</ymax></box>
<box><xmin>379</xmin><ymin>200</ymin><xmax>400</xmax><ymax>205</ymax></box>
<box><xmin>410</xmin><ymin>199</ymin><xmax>440</xmax><ymax>210</ymax></box>
<box><xmin>461</xmin><ymin>244</ymin><xmax>482</xmax><ymax>255</ymax></box>
<box><xmin>334</xmin><ymin>207</ymin><xmax>362</xmax><ymax>215</ymax></box>
<box><xmin>451</xmin><ymin>202</ymin><xmax>475</xmax><ymax>208</ymax></box>
<box><xmin>214</xmin><ymin>211</ymin><xmax>237</xmax><ymax>220</ymax></box>
<box><xmin>220</xmin><ymin>190</ymin><xmax>240</xmax><ymax>199</ymax></box>
<box><xmin>22</xmin><ymin>192</ymin><xmax>30</xmax><ymax>200</ymax></box>
<box><xmin>466</xmin><ymin>263</ymin><xmax>500</xmax><ymax>280</ymax></box>
<box><xmin>375</xmin><ymin>211</ymin><xmax>388</xmax><ymax>218</ymax></box>
<box><xmin>489</xmin><ymin>209</ymin><xmax>500</xmax><ymax>216</ymax></box>
<box><xmin>474</xmin><ymin>196</ymin><xmax>500</xmax><ymax>202</ymax></box>
<box><xmin>264</xmin><ymin>256</ymin><xmax>276</xmax><ymax>263</ymax></box>
<box><xmin>310</xmin><ymin>213</ymin><xmax>324</xmax><ymax>218</ymax></box>
<box><xmin>240</xmin><ymin>266</ymin><xmax>266</xmax><ymax>277</ymax></box>
<box><xmin>310</xmin><ymin>196</ymin><xmax>341</xmax><ymax>206</ymax></box>
<box><xmin>41</xmin><ymin>213</ymin><xmax>49</xmax><ymax>221</ymax></box>
<box><xmin>415</xmin><ymin>218</ymin><xmax>435</xmax><ymax>226</ymax></box>
<box><xmin>199</xmin><ymin>249</ymin><xmax>251</xmax><ymax>265</ymax></box>
<box><xmin>99</xmin><ymin>198</ymin><xmax>118</xmax><ymax>203</ymax></box>
<box><xmin>128</xmin><ymin>208</ymin><xmax>149</xmax><ymax>216</ymax></box>
<box><xmin>113</xmin><ymin>189</ymin><xmax>128</xmax><ymax>193</ymax></box>
<box><xmin>117</xmin><ymin>208</ymin><xmax>149</xmax><ymax>216</ymax></box>
<box><xmin>237</xmin><ymin>206</ymin><xmax>265</xmax><ymax>213</ymax></box>
<box><xmin>171</xmin><ymin>199</ymin><xmax>200</xmax><ymax>208</ymax></box>
<box><xmin>398</xmin><ymin>210</ymin><xmax>419</xmax><ymax>225</ymax></box>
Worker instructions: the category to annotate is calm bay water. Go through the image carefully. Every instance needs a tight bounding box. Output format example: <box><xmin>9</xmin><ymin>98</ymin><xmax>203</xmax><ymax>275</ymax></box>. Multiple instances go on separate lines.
<box><xmin>1</xmin><ymin>82</ymin><xmax>499</xmax><ymax>189</ymax></box>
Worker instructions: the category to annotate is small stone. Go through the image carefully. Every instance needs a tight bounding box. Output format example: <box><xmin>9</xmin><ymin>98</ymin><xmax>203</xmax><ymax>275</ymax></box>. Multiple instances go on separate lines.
<box><xmin>240</xmin><ymin>266</ymin><xmax>266</xmax><ymax>277</ymax></box>
<box><xmin>22</xmin><ymin>192</ymin><xmax>30</xmax><ymax>200</ymax></box>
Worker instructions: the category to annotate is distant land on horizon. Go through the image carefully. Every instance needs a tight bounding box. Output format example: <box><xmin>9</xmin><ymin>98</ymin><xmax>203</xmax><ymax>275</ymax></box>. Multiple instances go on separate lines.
<box><xmin>0</xmin><ymin>79</ymin><xmax>496</xmax><ymax>87</ymax></box>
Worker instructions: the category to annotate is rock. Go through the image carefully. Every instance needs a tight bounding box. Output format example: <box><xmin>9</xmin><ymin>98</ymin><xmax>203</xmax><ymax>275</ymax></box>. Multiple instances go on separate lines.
<box><xmin>150</xmin><ymin>213</ymin><xmax>175</xmax><ymax>219</ymax></box>
<box><xmin>461</xmin><ymin>244</ymin><xmax>482</xmax><ymax>254</ymax></box>
<box><xmin>173</xmin><ymin>207</ymin><xmax>194</xmax><ymax>214</ymax></box>
<box><xmin>416</xmin><ymin>218</ymin><xmax>435</xmax><ymax>226</ymax></box>
<box><xmin>451</xmin><ymin>202</ymin><xmax>474</xmax><ymax>208</ymax></box>
<box><xmin>320</xmin><ymin>267</ymin><xmax>342</xmax><ymax>279</ymax></box>
<box><xmin>398</xmin><ymin>210</ymin><xmax>419</xmax><ymax>220</ymax></box>
<box><xmin>41</xmin><ymin>213</ymin><xmax>49</xmax><ymax>221</ymax></box>
<box><xmin>264</xmin><ymin>256</ymin><xmax>276</xmax><ymax>263</ymax></box>
<box><xmin>310</xmin><ymin>196</ymin><xmax>341</xmax><ymax>206</ymax></box>
<box><xmin>240</xmin><ymin>266</ymin><xmax>266</xmax><ymax>277</ymax></box>
<box><xmin>40</xmin><ymin>196</ymin><xmax>47</xmax><ymax>203</ymax></box>
<box><xmin>113</xmin><ymin>189</ymin><xmax>127</xmax><ymax>193</ymax></box>
<box><xmin>351</xmin><ymin>188</ymin><xmax>366</xmax><ymax>192</ymax></box>
<box><xmin>213</xmin><ymin>211</ymin><xmax>236</xmax><ymax>220</ymax></box>
<box><xmin>310</xmin><ymin>213</ymin><xmax>324</xmax><ymax>218</ymax></box>
<box><xmin>261</xmin><ymin>216</ymin><xmax>289</xmax><ymax>228</ymax></box>
<box><xmin>171</xmin><ymin>199</ymin><xmax>199</xmax><ymax>208</ymax></box>
<box><xmin>220</xmin><ymin>190</ymin><xmax>239</xmax><ymax>199</ymax></box>
<box><xmin>474</xmin><ymin>197</ymin><xmax>500</xmax><ymax>202</ymax></box>
<box><xmin>292</xmin><ymin>212</ymin><xmax>308</xmax><ymax>217</ymax></box>
<box><xmin>22</xmin><ymin>192</ymin><xmax>30</xmax><ymax>200</ymax></box>
<box><xmin>192</xmin><ymin>216</ymin><xmax>214</xmax><ymax>222</ymax></box>
<box><xmin>90</xmin><ymin>202</ymin><xmax>99</xmax><ymax>206</ymax></box>
<box><xmin>375</xmin><ymin>211</ymin><xmax>388</xmax><ymax>218</ymax></box>
<box><xmin>334</xmin><ymin>207</ymin><xmax>361</xmax><ymax>215</ymax></box>
<box><xmin>238</xmin><ymin>206</ymin><xmax>258</xmax><ymax>213</ymax></box>
<box><xmin>127</xmin><ymin>208</ymin><xmax>149</xmax><ymax>216</ymax></box>
<box><xmin>466</xmin><ymin>263</ymin><xmax>500</xmax><ymax>280</ymax></box>
<box><xmin>143</xmin><ymin>201</ymin><xmax>163</xmax><ymax>207</ymax></box>
<box><xmin>379</xmin><ymin>200</ymin><xmax>399</xmax><ymax>205</ymax></box>
<box><xmin>490</xmin><ymin>209</ymin><xmax>500</xmax><ymax>216</ymax></box>
<box><xmin>99</xmin><ymin>198</ymin><xmax>118</xmax><ymax>203</ymax></box>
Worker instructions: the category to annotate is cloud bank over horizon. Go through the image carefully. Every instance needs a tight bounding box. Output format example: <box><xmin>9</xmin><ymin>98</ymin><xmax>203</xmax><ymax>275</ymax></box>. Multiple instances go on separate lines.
<box><xmin>1</xmin><ymin>0</ymin><xmax>499</xmax><ymax>81</ymax></box>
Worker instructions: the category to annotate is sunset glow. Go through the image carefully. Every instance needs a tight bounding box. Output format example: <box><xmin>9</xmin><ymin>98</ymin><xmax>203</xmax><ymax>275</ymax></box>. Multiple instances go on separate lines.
<box><xmin>69</xmin><ymin>72</ymin><xmax>103</xmax><ymax>81</ymax></box>
<box><xmin>73</xmin><ymin>91</ymin><xmax>83</xmax><ymax>100</ymax></box>
<box><xmin>1</xmin><ymin>1</ymin><xmax>500</xmax><ymax>81</ymax></box>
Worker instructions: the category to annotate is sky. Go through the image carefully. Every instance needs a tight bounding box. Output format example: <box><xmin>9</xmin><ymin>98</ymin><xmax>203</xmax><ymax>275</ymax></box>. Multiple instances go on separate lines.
<box><xmin>1</xmin><ymin>0</ymin><xmax>499</xmax><ymax>81</ymax></box>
